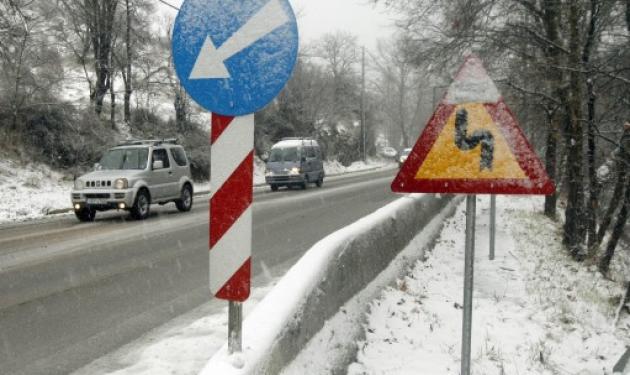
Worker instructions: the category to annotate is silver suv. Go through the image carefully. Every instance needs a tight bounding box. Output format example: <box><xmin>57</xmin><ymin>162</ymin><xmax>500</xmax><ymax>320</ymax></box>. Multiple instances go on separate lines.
<box><xmin>71</xmin><ymin>139</ymin><xmax>194</xmax><ymax>222</ymax></box>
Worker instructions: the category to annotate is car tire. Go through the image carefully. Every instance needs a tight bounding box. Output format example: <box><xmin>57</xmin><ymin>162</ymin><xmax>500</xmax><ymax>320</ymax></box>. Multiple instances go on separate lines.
<box><xmin>270</xmin><ymin>184</ymin><xmax>279</xmax><ymax>192</ymax></box>
<box><xmin>75</xmin><ymin>207</ymin><xmax>96</xmax><ymax>222</ymax></box>
<box><xmin>130</xmin><ymin>189</ymin><xmax>151</xmax><ymax>220</ymax></box>
<box><xmin>175</xmin><ymin>184</ymin><xmax>193</xmax><ymax>212</ymax></box>
<box><xmin>316</xmin><ymin>175</ymin><xmax>323</xmax><ymax>188</ymax></box>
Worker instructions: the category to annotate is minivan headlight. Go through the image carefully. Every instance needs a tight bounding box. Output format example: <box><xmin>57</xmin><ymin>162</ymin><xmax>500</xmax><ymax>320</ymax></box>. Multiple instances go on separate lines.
<box><xmin>289</xmin><ymin>167</ymin><xmax>301</xmax><ymax>175</ymax></box>
<box><xmin>114</xmin><ymin>178</ymin><xmax>128</xmax><ymax>189</ymax></box>
<box><xmin>74</xmin><ymin>179</ymin><xmax>84</xmax><ymax>190</ymax></box>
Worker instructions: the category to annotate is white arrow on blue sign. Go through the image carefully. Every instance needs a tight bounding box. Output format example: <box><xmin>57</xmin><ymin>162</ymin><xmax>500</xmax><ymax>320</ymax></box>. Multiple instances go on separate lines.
<box><xmin>172</xmin><ymin>0</ymin><xmax>299</xmax><ymax>116</ymax></box>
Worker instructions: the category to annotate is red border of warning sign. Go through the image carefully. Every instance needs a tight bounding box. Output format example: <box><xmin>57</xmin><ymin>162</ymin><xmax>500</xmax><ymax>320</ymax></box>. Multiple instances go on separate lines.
<box><xmin>391</xmin><ymin>99</ymin><xmax>555</xmax><ymax>195</ymax></box>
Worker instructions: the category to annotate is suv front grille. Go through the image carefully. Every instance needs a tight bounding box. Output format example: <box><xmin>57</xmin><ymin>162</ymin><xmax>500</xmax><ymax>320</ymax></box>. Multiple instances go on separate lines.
<box><xmin>87</xmin><ymin>180</ymin><xmax>112</xmax><ymax>188</ymax></box>
<box><xmin>85</xmin><ymin>193</ymin><xmax>111</xmax><ymax>199</ymax></box>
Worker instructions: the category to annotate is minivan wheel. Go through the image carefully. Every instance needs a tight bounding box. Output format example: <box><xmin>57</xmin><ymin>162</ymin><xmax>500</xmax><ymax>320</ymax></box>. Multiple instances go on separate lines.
<box><xmin>75</xmin><ymin>207</ymin><xmax>96</xmax><ymax>222</ymax></box>
<box><xmin>176</xmin><ymin>184</ymin><xmax>193</xmax><ymax>212</ymax></box>
<box><xmin>300</xmin><ymin>181</ymin><xmax>307</xmax><ymax>190</ymax></box>
<box><xmin>270</xmin><ymin>184</ymin><xmax>279</xmax><ymax>192</ymax></box>
<box><xmin>316</xmin><ymin>176</ymin><xmax>323</xmax><ymax>188</ymax></box>
<box><xmin>131</xmin><ymin>189</ymin><xmax>151</xmax><ymax>220</ymax></box>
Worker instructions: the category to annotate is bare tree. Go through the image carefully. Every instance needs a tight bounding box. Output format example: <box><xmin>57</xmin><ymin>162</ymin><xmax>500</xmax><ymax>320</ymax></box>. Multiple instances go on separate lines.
<box><xmin>0</xmin><ymin>1</ymin><xmax>63</xmax><ymax>130</ymax></box>
<box><xmin>59</xmin><ymin>0</ymin><xmax>119</xmax><ymax>115</ymax></box>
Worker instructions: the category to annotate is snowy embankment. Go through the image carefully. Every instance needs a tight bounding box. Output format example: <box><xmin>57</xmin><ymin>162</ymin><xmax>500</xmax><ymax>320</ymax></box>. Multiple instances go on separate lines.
<box><xmin>0</xmin><ymin>159</ymin><xmax>74</xmax><ymax>223</ymax></box>
<box><xmin>201</xmin><ymin>194</ymin><xmax>458</xmax><ymax>375</ymax></box>
<box><xmin>0</xmin><ymin>158</ymin><xmax>393</xmax><ymax>225</ymax></box>
<box><xmin>343</xmin><ymin>196</ymin><xmax>630</xmax><ymax>375</ymax></box>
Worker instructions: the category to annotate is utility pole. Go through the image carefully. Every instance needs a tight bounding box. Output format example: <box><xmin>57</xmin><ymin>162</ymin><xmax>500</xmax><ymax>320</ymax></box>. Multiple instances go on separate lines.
<box><xmin>361</xmin><ymin>46</ymin><xmax>366</xmax><ymax>162</ymax></box>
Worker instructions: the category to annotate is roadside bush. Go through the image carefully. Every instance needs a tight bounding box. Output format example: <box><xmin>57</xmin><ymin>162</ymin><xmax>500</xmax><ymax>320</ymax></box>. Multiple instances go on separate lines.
<box><xmin>21</xmin><ymin>106</ymin><xmax>115</xmax><ymax>172</ymax></box>
<box><xmin>130</xmin><ymin>109</ymin><xmax>210</xmax><ymax>181</ymax></box>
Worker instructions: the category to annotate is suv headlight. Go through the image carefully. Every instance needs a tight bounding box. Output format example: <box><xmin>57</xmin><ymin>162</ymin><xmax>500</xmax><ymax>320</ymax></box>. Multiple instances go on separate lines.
<box><xmin>74</xmin><ymin>179</ymin><xmax>84</xmax><ymax>190</ymax></box>
<box><xmin>289</xmin><ymin>167</ymin><xmax>301</xmax><ymax>175</ymax></box>
<box><xmin>114</xmin><ymin>178</ymin><xmax>128</xmax><ymax>189</ymax></box>
<box><xmin>265</xmin><ymin>168</ymin><xmax>274</xmax><ymax>177</ymax></box>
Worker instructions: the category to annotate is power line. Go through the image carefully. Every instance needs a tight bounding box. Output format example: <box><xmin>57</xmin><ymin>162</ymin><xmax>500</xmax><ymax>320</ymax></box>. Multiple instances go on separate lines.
<box><xmin>156</xmin><ymin>0</ymin><xmax>179</xmax><ymax>11</ymax></box>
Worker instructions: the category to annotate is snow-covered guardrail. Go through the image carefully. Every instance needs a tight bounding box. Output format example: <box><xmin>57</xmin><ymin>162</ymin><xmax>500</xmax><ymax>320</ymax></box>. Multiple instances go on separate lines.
<box><xmin>201</xmin><ymin>193</ymin><xmax>460</xmax><ymax>375</ymax></box>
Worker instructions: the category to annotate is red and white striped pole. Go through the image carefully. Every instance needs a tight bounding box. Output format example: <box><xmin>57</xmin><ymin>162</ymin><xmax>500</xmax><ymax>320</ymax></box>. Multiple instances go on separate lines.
<box><xmin>210</xmin><ymin>113</ymin><xmax>254</xmax><ymax>352</ymax></box>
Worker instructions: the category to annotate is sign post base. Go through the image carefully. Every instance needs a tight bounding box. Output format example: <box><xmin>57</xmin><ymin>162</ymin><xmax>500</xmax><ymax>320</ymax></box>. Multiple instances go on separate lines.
<box><xmin>228</xmin><ymin>301</ymin><xmax>243</xmax><ymax>354</ymax></box>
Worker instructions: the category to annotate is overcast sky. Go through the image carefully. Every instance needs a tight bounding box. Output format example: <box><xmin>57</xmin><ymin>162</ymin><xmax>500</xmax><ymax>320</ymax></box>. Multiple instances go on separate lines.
<box><xmin>157</xmin><ymin>0</ymin><xmax>395</xmax><ymax>51</ymax></box>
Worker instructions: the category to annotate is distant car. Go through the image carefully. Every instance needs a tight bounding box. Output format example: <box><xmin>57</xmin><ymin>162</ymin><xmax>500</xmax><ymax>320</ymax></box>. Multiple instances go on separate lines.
<box><xmin>71</xmin><ymin>139</ymin><xmax>194</xmax><ymax>222</ymax></box>
<box><xmin>265</xmin><ymin>138</ymin><xmax>324</xmax><ymax>191</ymax></box>
<box><xmin>380</xmin><ymin>146</ymin><xmax>398</xmax><ymax>159</ymax></box>
<box><xmin>398</xmin><ymin>148</ymin><xmax>412</xmax><ymax>168</ymax></box>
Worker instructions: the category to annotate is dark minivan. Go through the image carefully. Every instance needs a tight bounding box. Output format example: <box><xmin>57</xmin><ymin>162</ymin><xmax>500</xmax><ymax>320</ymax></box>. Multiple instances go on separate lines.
<box><xmin>265</xmin><ymin>138</ymin><xmax>325</xmax><ymax>191</ymax></box>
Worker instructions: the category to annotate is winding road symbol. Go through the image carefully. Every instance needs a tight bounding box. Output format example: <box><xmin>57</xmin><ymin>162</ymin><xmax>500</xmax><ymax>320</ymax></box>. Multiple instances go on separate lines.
<box><xmin>454</xmin><ymin>108</ymin><xmax>494</xmax><ymax>171</ymax></box>
<box><xmin>189</xmin><ymin>0</ymin><xmax>289</xmax><ymax>80</ymax></box>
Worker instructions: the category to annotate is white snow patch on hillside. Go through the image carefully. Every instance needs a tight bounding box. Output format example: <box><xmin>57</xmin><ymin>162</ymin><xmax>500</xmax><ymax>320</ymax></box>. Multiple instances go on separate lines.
<box><xmin>0</xmin><ymin>159</ymin><xmax>73</xmax><ymax>224</ymax></box>
<box><xmin>348</xmin><ymin>196</ymin><xmax>630</xmax><ymax>375</ymax></box>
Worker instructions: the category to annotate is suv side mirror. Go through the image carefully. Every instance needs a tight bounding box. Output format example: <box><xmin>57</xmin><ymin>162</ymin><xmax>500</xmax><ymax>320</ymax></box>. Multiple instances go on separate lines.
<box><xmin>152</xmin><ymin>160</ymin><xmax>164</xmax><ymax>170</ymax></box>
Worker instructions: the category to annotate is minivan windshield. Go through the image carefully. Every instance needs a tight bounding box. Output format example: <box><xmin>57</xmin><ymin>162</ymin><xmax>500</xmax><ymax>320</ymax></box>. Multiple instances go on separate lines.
<box><xmin>269</xmin><ymin>147</ymin><xmax>299</xmax><ymax>162</ymax></box>
<box><xmin>99</xmin><ymin>148</ymin><xmax>149</xmax><ymax>170</ymax></box>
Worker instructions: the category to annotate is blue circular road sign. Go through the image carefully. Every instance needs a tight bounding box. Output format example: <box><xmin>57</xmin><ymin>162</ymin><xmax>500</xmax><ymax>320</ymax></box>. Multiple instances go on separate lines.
<box><xmin>172</xmin><ymin>0</ymin><xmax>299</xmax><ymax>116</ymax></box>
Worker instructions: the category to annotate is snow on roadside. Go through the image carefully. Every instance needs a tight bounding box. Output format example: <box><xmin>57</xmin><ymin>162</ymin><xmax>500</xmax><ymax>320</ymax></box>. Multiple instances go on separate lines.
<box><xmin>0</xmin><ymin>159</ymin><xmax>73</xmax><ymax>224</ymax></box>
<box><xmin>324</xmin><ymin>158</ymin><xmax>392</xmax><ymax>176</ymax></box>
<box><xmin>348</xmin><ymin>196</ymin><xmax>630</xmax><ymax>375</ymax></box>
<box><xmin>71</xmin><ymin>281</ymin><xmax>277</xmax><ymax>375</ymax></box>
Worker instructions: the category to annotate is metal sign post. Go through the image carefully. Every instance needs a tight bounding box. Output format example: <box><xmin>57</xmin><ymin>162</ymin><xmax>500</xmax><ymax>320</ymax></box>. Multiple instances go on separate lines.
<box><xmin>462</xmin><ymin>195</ymin><xmax>476</xmax><ymax>375</ymax></box>
<box><xmin>172</xmin><ymin>0</ymin><xmax>299</xmax><ymax>358</ymax></box>
<box><xmin>228</xmin><ymin>301</ymin><xmax>243</xmax><ymax>354</ymax></box>
<box><xmin>489</xmin><ymin>195</ymin><xmax>496</xmax><ymax>260</ymax></box>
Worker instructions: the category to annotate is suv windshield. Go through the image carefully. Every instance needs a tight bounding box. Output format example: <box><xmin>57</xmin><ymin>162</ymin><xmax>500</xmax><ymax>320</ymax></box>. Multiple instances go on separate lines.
<box><xmin>269</xmin><ymin>147</ymin><xmax>299</xmax><ymax>162</ymax></box>
<box><xmin>99</xmin><ymin>148</ymin><xmax>149</xmax><ymax>170</ymax></box>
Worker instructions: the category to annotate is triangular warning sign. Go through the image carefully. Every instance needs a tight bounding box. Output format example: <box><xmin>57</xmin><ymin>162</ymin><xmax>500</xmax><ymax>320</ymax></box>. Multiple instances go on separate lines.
<box><xmin>392</xmin><ymin>55</ymin><xmax>555</xmax><ymax>195</ymax></box>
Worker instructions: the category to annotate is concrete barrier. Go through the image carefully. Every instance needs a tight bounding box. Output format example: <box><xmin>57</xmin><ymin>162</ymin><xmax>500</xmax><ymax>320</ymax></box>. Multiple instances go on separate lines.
<box><xmin>201</xmin><ymin>193</ymin><xmax>459</xmax><ymax>375</ymax></box>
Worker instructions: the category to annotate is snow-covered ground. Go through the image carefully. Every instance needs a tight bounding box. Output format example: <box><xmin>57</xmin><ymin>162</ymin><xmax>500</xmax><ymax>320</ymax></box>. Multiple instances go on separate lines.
<box><xmin>0</xmin><ymin>159</ymin><xmax>74</xmax><ymax>224</ymax></box>
<box><xmin>347</xmin><ymin>196</ymin><xmax>630</xmax><ymax>375</ymax></box>
<box><xmin>0</xmin><ymin>157</ymin><xmax>393</xmax><ymax>225</ymax></box>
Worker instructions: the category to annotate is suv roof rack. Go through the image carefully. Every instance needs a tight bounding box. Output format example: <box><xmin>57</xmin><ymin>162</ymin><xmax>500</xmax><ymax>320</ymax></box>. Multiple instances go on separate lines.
<box><xmin>117</xmin><ymin>138</ymin><xmax>178</xmax><ymax>147</ymax></box>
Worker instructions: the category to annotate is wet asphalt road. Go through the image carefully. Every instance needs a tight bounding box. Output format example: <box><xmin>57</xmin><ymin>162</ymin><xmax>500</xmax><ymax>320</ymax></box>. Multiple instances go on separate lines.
<box><xmin>0</xmin><ymin>168</ymin><xmax>398</xmax><ymax>375</ymax></box>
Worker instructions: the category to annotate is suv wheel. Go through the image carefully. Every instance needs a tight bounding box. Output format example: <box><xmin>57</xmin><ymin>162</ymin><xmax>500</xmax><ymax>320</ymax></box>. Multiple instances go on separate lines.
<box><xmin>131</xmin><ymin>189</ymin><xmax>151</xmax><ymax>220</ymax></box>
<box><xmin>270</xmin><ymin>184</ymin><xmax>279</xmax><ymax>192</ymax></box>
<box><xmin>175</xmin><ymin>184</ymin><xmax>193</xmax><ymax>212</ymax></box>
<box><xmin>75</xmin><ymin>207</ymin><xmax>96</xmax><ymax>222</ymax></box>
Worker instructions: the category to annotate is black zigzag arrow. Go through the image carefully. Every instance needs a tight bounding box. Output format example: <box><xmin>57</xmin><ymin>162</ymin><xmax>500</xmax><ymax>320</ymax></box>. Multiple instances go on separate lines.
<box><xmin>454</xmin><ymin>108</ymin><xmax>494</xmax><ymax>171</ymax></box>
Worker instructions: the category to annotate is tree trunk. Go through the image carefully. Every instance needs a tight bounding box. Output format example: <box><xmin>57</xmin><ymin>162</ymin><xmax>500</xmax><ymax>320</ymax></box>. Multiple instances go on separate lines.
<box><xmin>124</xmin><ymin>0</ymin><xmax>132</xmax><ymax>124</ymax></box>
<box><xmin>541</xmin><ymin>0</ymin><xmax>562</xmax><ymax>219</ymax></box>
<box><xmin>599</xmin><ymin>174</ymin><xmax>629</xmax><ymax>274</ymax></box>
<box><xmin>110</xmin><ymin>70</ymin><xmax>116</xmax><ymax>129</ymax></box>
<box><xmin>563</xmin><ymin>3</ymin><xmax>587</xmax><ymax>258</ymax></box>
<box><xmin>544</xmin><ymin>111</ymin><xmax>559</xmax><ymax>218</ymax></box>
<box><xmin>174</xmin><ymin>84</ymin><xmax>188</xmax><ymax>131</ymax></box>
<box><xmin>88</xmin><ymin>0</ymin><xmax>119</xmax><ymax>115</ymax></box>
<box><xmin>586</xmin><ymin>79</ymin><xmax>599</xmax><ymax>253</ymax></box>
<box><xmin>597</xmin><ymin>126</ymin><xmax>630</xmax><ymax>245</ymax></box>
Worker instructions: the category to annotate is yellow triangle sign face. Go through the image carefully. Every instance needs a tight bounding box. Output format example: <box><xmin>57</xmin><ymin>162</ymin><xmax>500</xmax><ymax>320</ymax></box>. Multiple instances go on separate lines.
<box><xmin>415</xmin><ymin>103</ymin><xmax>527</xmax><ymax>180</ymax></box>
